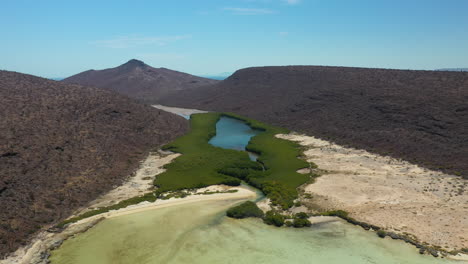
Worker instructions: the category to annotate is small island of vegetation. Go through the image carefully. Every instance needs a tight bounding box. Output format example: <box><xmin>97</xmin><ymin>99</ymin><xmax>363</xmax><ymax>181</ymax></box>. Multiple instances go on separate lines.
<box><xmin>226</xmin><ymin>201</ymin><xmax>264</xmax><ymax>218</ymax></box>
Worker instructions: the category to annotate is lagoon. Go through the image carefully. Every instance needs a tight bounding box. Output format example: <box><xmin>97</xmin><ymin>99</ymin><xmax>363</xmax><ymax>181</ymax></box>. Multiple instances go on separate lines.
<box><xmin>50</xmin><ymin>196</ymin><xmax>453</xmax><ymax>264</ymax></box>
<box><xmin>209</xmin><ymin>116</ymin><xmax>261</xmax><ymax>160</ymax></box>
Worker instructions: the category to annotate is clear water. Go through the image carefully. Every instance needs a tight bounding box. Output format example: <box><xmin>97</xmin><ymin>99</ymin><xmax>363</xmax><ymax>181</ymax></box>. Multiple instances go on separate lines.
<box><xmin>209</xmin><ymin>116</ymin><xmax>261</xmax><ymax>160</ymax></box>
<box><xmin>179</xmin><ymin>114</ymin><xmax>190</xmax><ymax>120</ymax></box>
<box><xmin>50</xmin><ymin>198</ymin><xmax>454</xmax><ymax>264</ymax></box>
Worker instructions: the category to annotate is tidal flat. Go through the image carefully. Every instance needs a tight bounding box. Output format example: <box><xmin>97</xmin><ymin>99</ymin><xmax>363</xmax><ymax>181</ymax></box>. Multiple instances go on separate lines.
<box><xmin>49</xmin><ymin>197</ymin><xmax>455</xmax><ymax>264</ymax></box>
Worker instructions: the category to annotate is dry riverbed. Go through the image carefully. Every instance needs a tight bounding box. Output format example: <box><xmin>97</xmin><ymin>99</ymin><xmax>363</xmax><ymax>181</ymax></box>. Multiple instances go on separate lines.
<box><xmin>278</xmin><ymin>133</ymin><xmax>468</xmax><ymax>258</ymax></box>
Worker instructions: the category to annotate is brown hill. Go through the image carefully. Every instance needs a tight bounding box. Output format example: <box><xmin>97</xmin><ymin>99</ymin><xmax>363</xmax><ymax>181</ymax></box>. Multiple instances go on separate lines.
<box><xmin>63</xmin><ymin>59</ymin><xmax>219</xmax><ymax>104</ymax></box>
<box><xmin>0</xmin><ymin>70</ymin><xmax>188</xmax><ymax>257</ymax></box>
<box><xmin>160</xmin><ymin>66</ymin><xmax>468</xmax><ymax>179</ymax></box>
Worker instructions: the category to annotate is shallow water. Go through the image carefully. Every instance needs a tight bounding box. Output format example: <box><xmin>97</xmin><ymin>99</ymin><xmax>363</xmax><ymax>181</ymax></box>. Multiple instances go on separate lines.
<box><xmin>209</xmin><ymin>116</ymin><xmax>261</xmax><ymax>160</ymax></box>
<box><xmin>179</xmin><ymin>114</ymin><xmax>190</xmax><ymax>119</ymax></box>
<box><xmin>50</xmin><ymin>198</ymin><xmax>454</xmax><ymax>264</ymax></box>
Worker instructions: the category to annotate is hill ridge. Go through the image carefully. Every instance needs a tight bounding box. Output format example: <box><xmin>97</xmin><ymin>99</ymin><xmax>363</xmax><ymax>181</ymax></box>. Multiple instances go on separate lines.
<box><xmin>0</xmin><ymin>70</ymin><xmax>188</xmax><ymax>257</ymax></box>
<box><xmin>160</xmin><ymin>65</ymin><xmax>468</xmax><ymax>179</ymax></box>
<box><xmin>63</xmin><ymin>59</ymin><xmax>219</xmax><ymax>104</ymax></box>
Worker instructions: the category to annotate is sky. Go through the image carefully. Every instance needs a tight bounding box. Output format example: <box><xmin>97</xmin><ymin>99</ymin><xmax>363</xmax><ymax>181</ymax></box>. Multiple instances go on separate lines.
<box><xmin>1</xmin><ymin>0</ymin><xmax>468</xmax><ymax>78</ymax></box>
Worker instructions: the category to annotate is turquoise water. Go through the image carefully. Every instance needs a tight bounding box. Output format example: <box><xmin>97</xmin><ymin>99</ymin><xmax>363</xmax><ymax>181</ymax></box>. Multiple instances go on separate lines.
<box><xmin>179</xmin><ymin>114</ymin><xmax>190</xmax><ymax>119</ymax></box>
<box><xmin>209</xmin><ymin>116</ymin><xmax>261</xmax><ymax>160</ymax></box>
<box><xmin>50</xmin><ymin>198</ymin><xmax>454</xmax><ymax>264</ymax></box>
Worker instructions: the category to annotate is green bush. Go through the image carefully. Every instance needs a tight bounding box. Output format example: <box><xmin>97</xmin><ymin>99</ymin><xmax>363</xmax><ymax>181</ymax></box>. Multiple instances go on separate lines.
<box><xmin>263</xmin><ymin>210</ymin><xmax>285</xmax><ymax>227</ymax></box>
<box><xmin>295</xmin><ymin>212</ymin><xmax>308</xmax><ymax>219</ymax></box>
<box><xmin>220</xmin><ymin>177</ymin><xmax>241</xmax><ymax>186</ymax></box>
<box><xmin>322</xmin><ymin>210</ymin><xmax>349</xmax><ymax>218</ymax></box>
<box><xmin>292</xmin><ymin>218</ymin><xmax>311</xmax><ymax>228</ymax></box>
<box><xmin>377</xmin><ymin>230</ymin><xmax>387</xmax><ymax>238</ymax></box>
<box><xmin>226</xmin><ymin>201</ymin><xmax>264</xmax><ymax>219</ymax></box>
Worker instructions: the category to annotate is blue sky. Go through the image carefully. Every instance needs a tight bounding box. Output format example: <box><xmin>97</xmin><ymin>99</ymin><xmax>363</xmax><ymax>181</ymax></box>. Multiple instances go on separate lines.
<box><xmin>1</xmin><ymin>0</ymin><xmax>468</xmax><ymax>78</ymax></box>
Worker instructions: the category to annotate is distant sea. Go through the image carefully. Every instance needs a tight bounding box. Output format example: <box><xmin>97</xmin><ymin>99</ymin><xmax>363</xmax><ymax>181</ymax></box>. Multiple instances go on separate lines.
<box><xmin>200</xmin><ymin>72</ymin><xmax>232</xmax><ymax>80</ymax></box>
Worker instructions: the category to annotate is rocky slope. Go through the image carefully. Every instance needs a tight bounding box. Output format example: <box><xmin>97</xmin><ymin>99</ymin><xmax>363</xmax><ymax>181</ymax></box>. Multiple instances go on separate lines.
<box><xmin>160</xmin><ymin>66</ymin><xmax>468</xmax><ymax>179</ymax></box>
<box><xmin>63</xmin><ymin>59</ymin><xmax>219</xmax><ymax>104</ymax></box>
<box><xmin>0</xmin><ymin>70</ymin><xmax>188</xmax><ymax>257</ymax></box>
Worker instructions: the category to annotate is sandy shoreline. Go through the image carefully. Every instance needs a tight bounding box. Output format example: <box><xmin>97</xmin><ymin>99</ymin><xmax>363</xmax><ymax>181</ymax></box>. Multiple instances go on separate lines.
<box><xmin>1</xmin><ymin>146</ymin><xmax>255</xmax><ymax>264</ymax></box>
<box><xmin>1</xmin><ymin>184</ymin><xmax>255</xmax><ymax>264</ymax></box>
<box><xmin>278</xmin><ymin>133</ymin><xmax>468</xmax><ymax>258</ymax></box>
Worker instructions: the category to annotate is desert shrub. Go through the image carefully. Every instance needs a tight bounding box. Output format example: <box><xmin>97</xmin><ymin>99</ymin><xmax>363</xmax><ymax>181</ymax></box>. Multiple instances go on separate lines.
<box><xmin>263</xmin><ymin>210</ymin><xmax>285</xmax><ymax>227</ymax></box>
<box><xmin>226</xmin><ymin>201</ymin><xmax>264</xmax><ymax>219</ymax></box>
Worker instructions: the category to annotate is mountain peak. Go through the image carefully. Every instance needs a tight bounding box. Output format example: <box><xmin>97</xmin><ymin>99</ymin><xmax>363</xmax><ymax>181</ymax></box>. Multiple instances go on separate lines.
<box><xmin>121</xmin><ymin>59</ymin><xmax>148</xmax><ymax>68</ymax></box>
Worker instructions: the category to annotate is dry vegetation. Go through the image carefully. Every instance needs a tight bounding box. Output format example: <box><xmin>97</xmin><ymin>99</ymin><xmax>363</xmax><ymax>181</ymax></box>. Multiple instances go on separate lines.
<box><xmin>0</xmin><ymin>70</ymin><xmax>188</xmax><ymax>257</ymax></box>
<box><xmin>161</xmin><ymin>66</ymin><xmax>468</xmax><ymax>179</ymax></box>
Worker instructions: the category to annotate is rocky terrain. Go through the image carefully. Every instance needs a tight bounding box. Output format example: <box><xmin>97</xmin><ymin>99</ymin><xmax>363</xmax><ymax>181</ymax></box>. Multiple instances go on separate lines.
<box><xmin>160</xmin><ymin>66</ymin><xmax>468</xmax><ymax>179</ymax></box>
<box><xmin>63</xmin><ymin>59</ymin><xmax>219</xmax><ymax>104</ymax></box>
<box><xmin>437</xmin><ymin>68</ymin><xmax>468</xmax><ymax>72</ymax></box>
<box><xmin>0</xmin><ymin>70</ymin><xmax>188</xmax><ymax>257</ymax></box>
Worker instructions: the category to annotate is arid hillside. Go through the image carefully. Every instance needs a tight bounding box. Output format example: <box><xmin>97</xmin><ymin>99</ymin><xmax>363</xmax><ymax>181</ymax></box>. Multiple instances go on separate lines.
<box><xmin>63</xmin><ymin>59</ymin><xmax>219</xmax><ymax>104</ymax></box>
<box><xmin>0</xmin><ymin>71</ymin><xmax>188</xmax><ymax>257</ymax></box>
<box><xmin>160</xmin><ymin>66</ymin><xmax>468</xmax><ymax>179</ymax></box>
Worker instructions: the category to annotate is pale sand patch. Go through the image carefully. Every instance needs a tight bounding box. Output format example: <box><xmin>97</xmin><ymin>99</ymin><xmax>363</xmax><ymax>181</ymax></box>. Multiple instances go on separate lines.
<box><xmin>308</xmin><ymin>216</ymin><xmax>339</xmax><ymax>225</ymax></box>
<box><xmin>79</xmin><ymin>185</ymin><xmax>255</xmax><ymax>222</ymax></box>
<box><xmin>257</xmin><ymin>198</ymin><xmax>272</xmax><ymax>213</ymax></box>
<box><xmin>297</xmin><ymin>168</ymin><xmax>311</xmax><ymax>174</ymax></box>
<box><xmin>278</xmin><ymin>133</ymin><xmax>468</xmax><ymax>252</ymax></box>
<box><xmin>152</xmin><ymin>104</ymin><xmax>208</xmax><ymax>117</ymax></box>
<box><xmin>74</xmin><ymin>151</ymin><xmax>180</xmax><ymax>215</ymax></box>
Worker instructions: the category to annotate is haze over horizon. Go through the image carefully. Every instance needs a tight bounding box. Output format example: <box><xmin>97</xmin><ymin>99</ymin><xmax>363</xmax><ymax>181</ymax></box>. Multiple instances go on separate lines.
<box><xmin>1</xmin><ymin>0</ymin><xmax>468</xmax><ymax>78</ymax></box>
